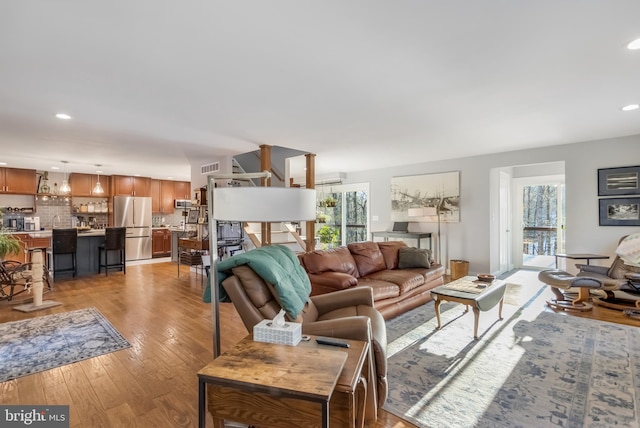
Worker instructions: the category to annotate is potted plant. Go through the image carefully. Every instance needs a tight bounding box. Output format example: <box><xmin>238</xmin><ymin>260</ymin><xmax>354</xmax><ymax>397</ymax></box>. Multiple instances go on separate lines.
<box><xmin>316</xmin><ymin>212</ymin><xmax>330</xmax><ymax>224</ymax></box>
<box><xmin>317</xmin><ymin>225</ymin><xmax>339</xmax><ymax>248</ymax></box>
<box><xmin>323</xmin><ymin>195</ymin><xmax>338</xmax><ymax>208</ymax></box>
<box><xmin>0</xmin><ymin>209</ymin><xmax>21</xmax><ymax>260</ymax></box>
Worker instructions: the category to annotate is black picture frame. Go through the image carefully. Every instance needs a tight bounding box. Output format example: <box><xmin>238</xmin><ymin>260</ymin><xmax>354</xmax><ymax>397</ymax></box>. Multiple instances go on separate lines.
<box><xmin>599</xmin><ymin>197</ymin><xmax>640</xmax><ymax>226</ymax></box>
<box><xmin>187</xmin><ymin>209</ymin><xmax>199</xmax><ymax>224</ymax></box>
<box><xmin>598</xmin><ymin>165</ymin><xmax>640</xmax><ymax>196</ymax></box>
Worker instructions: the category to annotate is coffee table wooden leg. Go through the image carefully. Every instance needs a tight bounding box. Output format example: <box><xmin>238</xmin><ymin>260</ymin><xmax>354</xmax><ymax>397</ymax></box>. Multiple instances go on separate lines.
<box><xmin>472</xmin><ymin>307</ymin><xmax>480</xmax><ymax>340</ymax></box>
<box><xmin>434</xmin><ymin>298</ymin><xmax>443</xmax><ymax>330</ymax></box>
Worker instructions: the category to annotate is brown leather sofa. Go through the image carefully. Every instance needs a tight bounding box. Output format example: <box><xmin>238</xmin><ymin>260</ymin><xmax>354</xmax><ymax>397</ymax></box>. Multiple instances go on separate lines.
<box><xmin>300</xmin><ymin>241</ymin><xmax>446</xmax><ymax>320</ymax></box>
<box><xmin>220</xmin><ymin>264</ymin><xmax>388</xmax><ymax>422</ymax></box>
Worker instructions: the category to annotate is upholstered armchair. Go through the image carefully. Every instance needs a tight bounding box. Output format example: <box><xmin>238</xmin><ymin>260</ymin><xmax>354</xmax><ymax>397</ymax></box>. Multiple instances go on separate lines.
<box><xmin>576</xmin><ymin>235</ymin><xmax>640</xmax><ymax>308</ymax></box>
<box><xmin>220</xmin><ymin>264</ymin><xmax>388</xmax><ymax>421</ymax></box>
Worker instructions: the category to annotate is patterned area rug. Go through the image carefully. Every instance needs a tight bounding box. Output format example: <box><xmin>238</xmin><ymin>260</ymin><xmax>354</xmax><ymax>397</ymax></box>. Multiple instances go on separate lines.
<box><xmin>0</xmin><ymin>307</ymin><xmax>130</xmax><ymax>382</ymax></box>
<box><xmin>384</xmin><ymin>271</ymin><xmax>640</xmax><ymax>428</ymax></box>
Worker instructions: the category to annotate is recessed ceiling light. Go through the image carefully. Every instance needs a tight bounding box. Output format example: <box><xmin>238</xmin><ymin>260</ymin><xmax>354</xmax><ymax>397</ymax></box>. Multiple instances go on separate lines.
<box><xmin>51</xmin><ymin>166</ymin><xmax>60</xmax><ymax>170</ymax></box>
<box><xmin>622</xmin><ymin>104</ymin><xmax>639</xmax><ymax>111</ymax></box>
<box><xmin>55</xmin><ymin>113</ymin><xmax>72</xmax><ymax>120</ymax></box>
<box><xmin>0</xmin><ymin>162</ymin><xmax>7</xmax><ymax>166</ymax></box>
<box><xmin>628</xmin><ymin>38</ymin><xmax>640</xmax><ymax>50</ymax></box>
<box><xmin>134</xmin><ymin>174</ymin><xmax>141</xmax><ymax>177</ymax></box>
<box><xmin>167</xmin><ymin>176</ymin><xmax>173</xmax><ymax>179</ymax></box>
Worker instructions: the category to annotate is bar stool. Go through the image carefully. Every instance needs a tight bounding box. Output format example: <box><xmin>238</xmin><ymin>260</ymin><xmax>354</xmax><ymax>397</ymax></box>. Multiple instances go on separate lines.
<box><xmin>98</xmin><ymin>227</ymin><xmax>126</xmax><ymax>276</ymax></box>
<box><xmin>50</xmin><ymin>228</ymin><xmax>78</xmax><ymax>280</ymax></box>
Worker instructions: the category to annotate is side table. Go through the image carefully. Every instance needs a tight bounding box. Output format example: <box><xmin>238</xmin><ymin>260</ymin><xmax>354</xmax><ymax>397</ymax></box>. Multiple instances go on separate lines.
<box><xmin>555</xmin><ymin>253</ymin><xmax>610</xmax><ymax>269</ymax></box>
<box><xmin>198</xmin><ymin>336</ymin><xmax>350</xmax><ymax>428</ymax></box>
<box><xmin>300</xmin><ymin>337</ymin><xmax>370</xmax><ymax>427</ymax></box>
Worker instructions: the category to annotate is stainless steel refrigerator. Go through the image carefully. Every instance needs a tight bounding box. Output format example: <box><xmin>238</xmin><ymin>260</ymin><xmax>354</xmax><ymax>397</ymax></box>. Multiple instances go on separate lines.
<box><xmin>113</xmin><ymin>196</ymin><xmax>152</xmax><ymax>261</ymax></box>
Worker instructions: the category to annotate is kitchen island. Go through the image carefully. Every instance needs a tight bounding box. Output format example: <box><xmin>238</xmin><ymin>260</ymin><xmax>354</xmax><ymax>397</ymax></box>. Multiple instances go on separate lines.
<box><xmin>24</xmin><ymin>229</ymin><xmax>110</xmax><ymax>278</ymax></box>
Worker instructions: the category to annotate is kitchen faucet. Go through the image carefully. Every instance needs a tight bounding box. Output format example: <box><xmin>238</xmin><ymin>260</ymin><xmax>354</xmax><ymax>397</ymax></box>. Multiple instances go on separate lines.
<box><xmin>52</xmin><ymin>215</ymin><xmax>61</xmax><ymax>229</ymax></box>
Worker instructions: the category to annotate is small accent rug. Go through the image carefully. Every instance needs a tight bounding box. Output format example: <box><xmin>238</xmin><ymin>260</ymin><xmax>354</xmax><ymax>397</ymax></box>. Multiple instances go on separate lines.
<box><xmin>384</xmin><ymin>271</ymin><xmax>640</xmax><ymax>427</ymax></box>
<box><xmin>0</xmin><ymin>307</ymin><xmax>131</xmax><ymax>382</ymax></box>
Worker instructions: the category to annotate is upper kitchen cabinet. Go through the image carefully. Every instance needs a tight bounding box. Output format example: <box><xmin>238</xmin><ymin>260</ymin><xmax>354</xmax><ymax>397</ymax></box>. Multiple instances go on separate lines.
<box><xmin>111</xmin><ymin>175</ymin><xmax>151</xmax><ymax>197</ymax></box>
<box><xmin>174</xmin><ymin>181</ymin><xmax>191</xmax><ymax>200</ymax></box>
<box><xmin>0</xmin><ymin>167</ymin><xmax>38</xmax><ymax>194</ymax></box>
<box><xmin>69</xmin><ymin>173</ymin><xmax>110</xmax><ymax>197</ymax></box>
<box><xmin>150</xmin><ymin>179</ymin><xmax>175</xmax><ymax>213</ymax></box>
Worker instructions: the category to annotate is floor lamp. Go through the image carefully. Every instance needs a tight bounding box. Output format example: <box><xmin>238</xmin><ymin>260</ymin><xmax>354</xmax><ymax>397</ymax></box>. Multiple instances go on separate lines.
<box><xmin>206</xmin><ymin>172</ymin><xmax>316</xmax><ymax>358</ymax></box>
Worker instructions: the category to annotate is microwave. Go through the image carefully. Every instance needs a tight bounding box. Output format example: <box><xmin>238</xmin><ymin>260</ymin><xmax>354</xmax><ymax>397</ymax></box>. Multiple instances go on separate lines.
<box><xmin>175</xmin><ymin>199</ymin><xmax>192</xmax><ymax>209</ymax></box>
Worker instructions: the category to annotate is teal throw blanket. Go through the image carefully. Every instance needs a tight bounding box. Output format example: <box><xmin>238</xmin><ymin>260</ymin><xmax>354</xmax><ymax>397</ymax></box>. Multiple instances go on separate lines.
<box><xmin>202</xmin><ymin>245</ymin><xmax>311</xmax><ymax>319</ymax></box>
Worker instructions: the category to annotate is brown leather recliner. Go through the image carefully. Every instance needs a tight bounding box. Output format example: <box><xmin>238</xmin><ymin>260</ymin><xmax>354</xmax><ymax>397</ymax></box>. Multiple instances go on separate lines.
<box><xmin>221</xmin><ymin>264</ymin><xmax>388</xmax><ymax>421</ymax></box>
<box><xmin>576</xmin><ymin>235</ymin><xmax>640</xmax><ymax>308</ymax></box>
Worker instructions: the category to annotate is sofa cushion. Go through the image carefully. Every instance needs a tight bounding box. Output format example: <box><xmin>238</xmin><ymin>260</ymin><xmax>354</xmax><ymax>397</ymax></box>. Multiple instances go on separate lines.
<box><xmin>364</xmin><ymin>269</ymin><xmax>425</xmax><ymax>294</ymax></box>
<box><xmin>377</xmin><ymin>241</ymin><xmax>408</xmax><ymax>270</ymax></box>
<box><xmin>398</xmin><ymin>247</ymin><xmax>432</xmax><ymax>269</ymax></box>
<box><xmin>356</xmin><ymin>279</ymin><xmax>401</xmax><ymax>300</ymax></box>
<box><xmin>348</xmin><ymin>241</ymin><xmax>386</xmax><ymax>277</ymax></box>
<box><xmin>307</xmin><ymin>271</ymin><xmax>358</xmax><ymax>290</ymax></box>
<box><xmin>302</xmin><ymin>246</ymin><xmax>359</xmax><ymax>277</ymax></box>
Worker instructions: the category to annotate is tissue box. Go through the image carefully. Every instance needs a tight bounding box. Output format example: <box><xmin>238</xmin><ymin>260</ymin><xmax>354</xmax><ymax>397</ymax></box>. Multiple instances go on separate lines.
<box><xmin>253</xmin><ymin>319</ymin><xmax>302</xmax><ymax>346</ymax></box>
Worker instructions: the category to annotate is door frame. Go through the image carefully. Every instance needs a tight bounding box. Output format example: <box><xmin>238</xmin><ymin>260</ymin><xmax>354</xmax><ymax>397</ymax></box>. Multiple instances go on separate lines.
<box><xmin>513</xmin><ymin>174</ymin><xmax>565</xmax><ymax>269</ymax></box>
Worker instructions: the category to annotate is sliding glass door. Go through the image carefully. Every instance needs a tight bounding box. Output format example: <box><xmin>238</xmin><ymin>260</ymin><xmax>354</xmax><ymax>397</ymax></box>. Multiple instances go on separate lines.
<box><xmin>316</xmin><ymin>183</ymin><xmax>369</xmax><ymax>248</ymax></box>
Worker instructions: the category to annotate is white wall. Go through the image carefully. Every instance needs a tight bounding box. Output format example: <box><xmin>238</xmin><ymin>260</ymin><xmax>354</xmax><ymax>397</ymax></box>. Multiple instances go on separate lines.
<box><xmin>346</xmin><ymin>134</ymin><xmax>640</xmax><ymax>275</ymax></box>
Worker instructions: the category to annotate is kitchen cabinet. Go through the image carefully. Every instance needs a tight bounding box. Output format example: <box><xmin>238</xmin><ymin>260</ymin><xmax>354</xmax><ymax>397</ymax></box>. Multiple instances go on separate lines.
<box><xmin>69</xmin><ymin>173</ymin><xmax>110</xmax><ymax>197</ymax></box>
<box><xmin>152</xmin><ymin>228</ymin><xmax>171</xmax><ymax>257</ymax></box>
<box><xmin>0</xmin><ymin>167</ymin><xmax>38</xmax><ymax>194</ymax></box>
<box><xmin>111</xmin><ymin>175</ymin><xmax>151</xmax><ymax>197</ymax></box>
<box><xmin>174</xmin><ymin>181</ymin><xmax>191</xmax><ymax>200</ymax></box>
<box><xmin>151</xmin><ymin>179</ymin><xmax>175</xmax><ymax>214</ymax></box>
<box><xmin>9</xmin><ymin>234</ymin><xmax>51</xmax><ymax>264</ymax></box>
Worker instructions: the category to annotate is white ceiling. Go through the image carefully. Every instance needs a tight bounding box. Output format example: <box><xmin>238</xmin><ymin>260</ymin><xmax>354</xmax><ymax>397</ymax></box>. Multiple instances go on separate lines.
<box><xmin>1</xmin><ymin>1</ymin><xmax>639</xmax><ymax>181</ymax></box>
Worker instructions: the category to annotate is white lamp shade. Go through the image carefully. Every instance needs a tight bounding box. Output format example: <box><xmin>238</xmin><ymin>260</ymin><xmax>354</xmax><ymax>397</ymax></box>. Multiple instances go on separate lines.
<box><xmin>213</xmin><ymin>187</ymin><xmax>317</xmax><ymax>221</ymax></box>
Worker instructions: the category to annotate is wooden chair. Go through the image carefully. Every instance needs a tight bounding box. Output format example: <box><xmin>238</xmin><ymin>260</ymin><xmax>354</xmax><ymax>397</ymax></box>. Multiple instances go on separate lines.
<box><xmin>50</xmin><ymin>228</ymin><xmax>78</xmax><ymax>279</ymax></box>
<box><xmin>98</xmin><ymin>227</ymin><xmax>126</xmax><ymax>275</ymax></box>
<box><xmin>1</xmin><ymin>258</ymin><xmax>51</xmax><ymax>301</ymax></box>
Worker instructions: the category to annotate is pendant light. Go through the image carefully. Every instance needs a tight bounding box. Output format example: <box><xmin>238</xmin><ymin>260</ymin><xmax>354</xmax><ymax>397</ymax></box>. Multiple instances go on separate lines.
<box><xmin>92</xmin><ymin>164</ymin><xmax>104</xmax><ymax>195</ymax></box>
<box><xmin>59</xmin><ymin>161</ymin><xmax>71</xmax><ymax>195</ymax></box>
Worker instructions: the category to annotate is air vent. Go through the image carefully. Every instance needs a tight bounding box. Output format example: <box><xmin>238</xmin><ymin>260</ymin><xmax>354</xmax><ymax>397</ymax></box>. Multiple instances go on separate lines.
<box><xmin>201</xmin><ymin>162</ymin><xmax>220</xmax><ymax>175</ymax></box>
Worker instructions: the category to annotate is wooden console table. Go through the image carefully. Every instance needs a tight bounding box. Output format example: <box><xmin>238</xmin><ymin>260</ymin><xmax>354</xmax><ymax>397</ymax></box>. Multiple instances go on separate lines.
<box><xmin>198</xmin><ymin>335</ymin><xmax>369</xmax><ymax>428</ymax></box>
<box><xmin>371</xmin><ymin>231</ymin><xmax>432</xmax><ymax>250</ymax></box>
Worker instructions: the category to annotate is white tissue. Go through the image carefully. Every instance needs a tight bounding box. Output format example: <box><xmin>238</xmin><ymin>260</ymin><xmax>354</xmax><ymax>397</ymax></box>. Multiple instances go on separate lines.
<box><xmin>272</xmin><ymin>309</ymin><xmax>286</xmax><ymax>328</ymax></box>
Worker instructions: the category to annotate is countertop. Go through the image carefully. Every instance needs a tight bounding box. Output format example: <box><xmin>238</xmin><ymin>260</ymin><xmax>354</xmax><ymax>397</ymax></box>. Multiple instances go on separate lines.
<box><xmin>26</xmin><ymin>229</ymin><xmax>107</xmax><ymax>238</ymax></box>
<box><xmin>5</xmin><ymin>227</ymin><xmax>186</xmax><ymax>237</ymax></box>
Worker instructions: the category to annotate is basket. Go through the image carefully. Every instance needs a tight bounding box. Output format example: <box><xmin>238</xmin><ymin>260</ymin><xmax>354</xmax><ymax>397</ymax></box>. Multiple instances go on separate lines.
<box><xmin>450</xmin><ymin>260</ymin><xmax>469</xmax><ymax>280</ymax></box>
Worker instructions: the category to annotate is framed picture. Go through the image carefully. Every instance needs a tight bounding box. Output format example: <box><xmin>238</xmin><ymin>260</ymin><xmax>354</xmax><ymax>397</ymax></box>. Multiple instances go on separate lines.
<box><xmin>187</xmin><ymin>209</ymin><xmax>200</xmax><ymax>224</ymax></box>
<box><xmin>598</xmin><ymin>165</ymin><xmax>640</xmax><ymax>196</ymax></box>
<box><xmin>391</xmin><ymin>171</ymin><xmax>460</xmax><ymax>222</ymax></box>
<box><xmin>599</xmin><ymin>197</ymin><xmax>640</xmax><ymax>226</ymax></box>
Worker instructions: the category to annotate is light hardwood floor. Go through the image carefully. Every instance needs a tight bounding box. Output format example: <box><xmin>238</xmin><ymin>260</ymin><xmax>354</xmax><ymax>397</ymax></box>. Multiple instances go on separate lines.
<box><xmin>1</xmin><ymin>263</ymin><xmax>638</xmax><ymax>427</ymax></box>
<box><xmin>0</xmin><ymin>262</ymin><xmax>415</xmax><ymax>428</ymax></box>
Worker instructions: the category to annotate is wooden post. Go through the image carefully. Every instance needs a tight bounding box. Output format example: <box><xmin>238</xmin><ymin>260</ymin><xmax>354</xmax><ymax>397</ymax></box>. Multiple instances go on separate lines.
<box><xmin>260</xmin><ymin>144</ymin><xmax>272</xmax><ymax>246</ymax></box>
<box><xmin>31</xmin><ymin>249</ymin><xmax>43</xmax><ymax>306</ymax></box>
<box><xmin>305</xmin><ymin>153</ymin><xmax>316</xmax><ymax>253</ymax></box>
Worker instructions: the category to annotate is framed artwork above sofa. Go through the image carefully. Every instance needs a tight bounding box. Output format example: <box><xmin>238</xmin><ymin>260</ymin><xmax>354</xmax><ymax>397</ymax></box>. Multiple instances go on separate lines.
<box><xmin>391</xmin><ymin>171</ymin><xmax>460</xmax><ymax>223</ymax></box>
